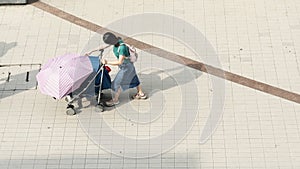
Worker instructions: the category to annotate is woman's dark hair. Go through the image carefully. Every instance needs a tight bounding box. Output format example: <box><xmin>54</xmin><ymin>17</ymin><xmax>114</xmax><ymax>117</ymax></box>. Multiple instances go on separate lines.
<box><xmin>103</xmin><ymin>32</ymin><xmax>119</xmax><ymax>45</ymax></box>
<box><xmin>114</xmin><ymin>42</ymin><xmax>120</xmax><ymax>47</ymax></box>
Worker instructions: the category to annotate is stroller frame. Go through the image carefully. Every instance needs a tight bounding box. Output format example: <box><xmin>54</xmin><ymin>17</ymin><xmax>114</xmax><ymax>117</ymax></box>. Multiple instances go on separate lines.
<box><xmin>66</xmin><ymin>49</ymin><xmax>106</xmax><ymax>115</ymax></box>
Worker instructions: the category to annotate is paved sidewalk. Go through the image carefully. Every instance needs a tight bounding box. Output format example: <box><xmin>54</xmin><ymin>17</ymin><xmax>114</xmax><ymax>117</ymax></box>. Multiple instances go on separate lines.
<box><xmin>0</xmin><ymin>0</ymin><xmax>300</xmax><ymax>169</ymax></box>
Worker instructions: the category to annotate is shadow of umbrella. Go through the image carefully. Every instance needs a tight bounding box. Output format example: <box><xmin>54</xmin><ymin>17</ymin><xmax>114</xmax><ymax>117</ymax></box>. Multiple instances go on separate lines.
<box><xmin>0</xmin><ymin>69</ymin><xmax>39</xmax><ymax>99</ymax></box>
<box><xmin>0</xmin><ymin>42</ymin><xmax>17</xmax><ymax>58</ymax></box>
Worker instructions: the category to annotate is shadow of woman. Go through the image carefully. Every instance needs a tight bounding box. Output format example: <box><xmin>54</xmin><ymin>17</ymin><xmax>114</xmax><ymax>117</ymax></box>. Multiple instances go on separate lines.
<box><xmin>106</xmin><ymin>65</ymin><xmax>202</xmax><ymax>111</ymax></box>
<box><xmin>138</xmin><ymin>65</ymin><xmax>203</xmax><ymax>97</ymax></box>
<box><xmin>102</xmin><ymin>65</ymin><xmax>204</xmax><ymax>123</ymax></box>
<box><xmin>0</xmin><ymin>42</ymin><xmax>17</xmax><ymax>58</ymax></box>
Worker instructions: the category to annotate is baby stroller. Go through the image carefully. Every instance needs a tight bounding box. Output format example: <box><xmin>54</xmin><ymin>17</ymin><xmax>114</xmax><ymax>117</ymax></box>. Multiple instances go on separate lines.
<box><xmin>65</xmin><ymin>50</ymin><xmax>111</xmax><ymax>115</ymax></box>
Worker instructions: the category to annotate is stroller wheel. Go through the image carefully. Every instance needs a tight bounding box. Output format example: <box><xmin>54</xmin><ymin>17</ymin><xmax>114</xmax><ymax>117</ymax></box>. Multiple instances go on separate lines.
<box><xmin>66</xmin><ymin>104</ymin><xmax>76</xmax><ymax>115</ymax></box>
<box><xmin>95</xmin><ymin>104</ymin><xmax>104</xmax><ymax>112</ymax></box>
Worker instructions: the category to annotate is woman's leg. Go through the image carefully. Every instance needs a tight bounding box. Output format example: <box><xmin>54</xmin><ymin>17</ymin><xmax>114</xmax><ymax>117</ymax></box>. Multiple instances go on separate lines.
<box><xmin>136</xmin><ymin>85</ymin><xmax>143</xmax><ymax>94</ymax></box>
<box><xmin>106</xmin><ymin>69</ymin><xmax>123</xmax><ymax>106</ymax></box>
<box><xmin>136</xmin><ymin>85</ymin><xmax>144</xmax><ymax>95</ymax></box>
<box><xmin>106</xmin><ymin>87</ymin><xmax>121</xmax><ymax>106</ymax></box>
<box><xmin>134</xmin><ymin>85</ymin><xmax>147</xmax><ymax>99</ymax></box>
<box><xmin>113</xmin><ymin>87</ymin><xmax>122</xmax><ymax>101</ymax></box>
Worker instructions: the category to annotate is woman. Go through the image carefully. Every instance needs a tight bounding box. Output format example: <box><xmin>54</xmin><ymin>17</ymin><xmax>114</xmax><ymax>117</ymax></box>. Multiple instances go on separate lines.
<box><xmin>86</xmin><ymin>32</ymin><xmax>147</xmax><ymax>106</ymax></box>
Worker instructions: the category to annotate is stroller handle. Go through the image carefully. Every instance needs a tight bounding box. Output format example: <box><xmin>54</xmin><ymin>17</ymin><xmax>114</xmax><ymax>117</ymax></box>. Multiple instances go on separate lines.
<box><xmin>99</xmin><ymin>49</ymin><xmax>104</xmax><ymax>54</ymax></box>
<box><xmin>98</xmin><ymin>49</ymin><xmax>104</xmax><ymax>66</ymax></box>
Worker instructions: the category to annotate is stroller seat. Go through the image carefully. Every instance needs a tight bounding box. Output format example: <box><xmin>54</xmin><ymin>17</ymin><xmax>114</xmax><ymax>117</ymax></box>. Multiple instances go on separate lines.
<box><xmin>89</xmin><ymin>56</ymin><xmax>112</xmax><ymax>94</ymax></box>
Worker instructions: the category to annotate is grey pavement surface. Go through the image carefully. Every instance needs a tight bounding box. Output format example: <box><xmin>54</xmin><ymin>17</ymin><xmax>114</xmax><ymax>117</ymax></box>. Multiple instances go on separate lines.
<box><xmin>0</xmin><ymin>0</ymin><xmax>300</xmax><ymax>168</ymax></box>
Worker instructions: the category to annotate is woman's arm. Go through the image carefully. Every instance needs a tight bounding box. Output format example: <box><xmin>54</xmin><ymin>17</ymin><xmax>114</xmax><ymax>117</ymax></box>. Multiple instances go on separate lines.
<box><xmin>85</xmin><ymin>45</ymin><xmax>110</xmax><ymax>56</ymax></box>
<box><xmin>102</xmin><ymin>55</ymin><xmax>125</xmax><ymax>66</ymax></box>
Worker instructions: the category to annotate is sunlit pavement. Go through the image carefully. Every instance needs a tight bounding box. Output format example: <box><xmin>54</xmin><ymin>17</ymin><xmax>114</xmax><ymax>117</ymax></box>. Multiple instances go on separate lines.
<box><xmin>0</xmin><ymin>0</ymin><xmax>300</xmax><ymax>168</ymax></box>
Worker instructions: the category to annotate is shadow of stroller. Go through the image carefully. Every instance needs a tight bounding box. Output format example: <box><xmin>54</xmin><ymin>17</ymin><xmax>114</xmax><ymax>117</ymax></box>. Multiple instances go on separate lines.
<box><xmin>0</xmin><ymin>42</ymin><xmax>17</xmax><ymax>58</ymax></box>
<box><xmin>0</xmin><ymin>69</ymin><xmax>39</xmax><ymax>99</ymax></box>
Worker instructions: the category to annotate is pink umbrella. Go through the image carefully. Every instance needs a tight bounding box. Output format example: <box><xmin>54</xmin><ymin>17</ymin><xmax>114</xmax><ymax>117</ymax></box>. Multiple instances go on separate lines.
<box><xmin>36</xmin><ymin>54</ymin><xmax>93</xmax><ymax>99</ymax></box>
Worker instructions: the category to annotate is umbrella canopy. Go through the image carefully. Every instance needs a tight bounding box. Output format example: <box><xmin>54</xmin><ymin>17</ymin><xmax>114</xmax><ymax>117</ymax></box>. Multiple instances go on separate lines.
<box><xmin>36</xmin><ymin>54</ymin><xmax>93</xmax><ymax>99</ymax></box>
